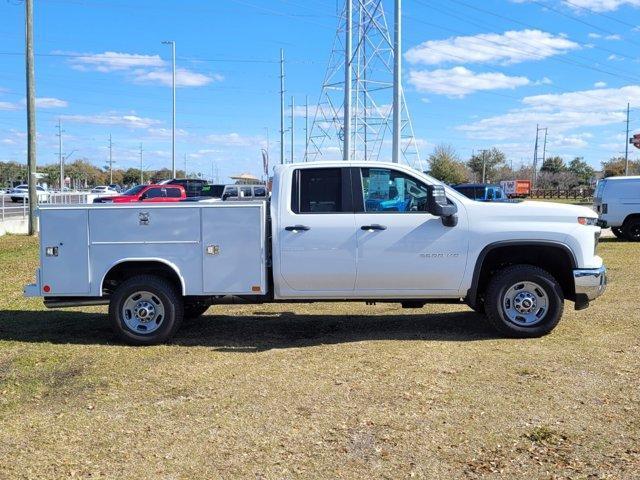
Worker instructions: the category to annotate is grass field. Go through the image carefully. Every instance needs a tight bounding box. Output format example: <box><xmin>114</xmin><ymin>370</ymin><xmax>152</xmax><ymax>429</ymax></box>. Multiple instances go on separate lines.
<box><xmin>0</xmin><ymin>235</ymin><xmax>638</xmax><ymax>479</ymax></box>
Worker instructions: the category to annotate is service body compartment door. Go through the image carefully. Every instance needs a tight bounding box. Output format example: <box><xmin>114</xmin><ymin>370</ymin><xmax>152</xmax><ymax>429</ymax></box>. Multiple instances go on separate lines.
<box><xmin>40</xmin><ymin>208</ymin><xmax>90</xmax><ymax>295</ymax></box>
<box><xmin>201</xmin><ymin>204</ymin><xmax>266</xmax><ymax>294</ymax></box>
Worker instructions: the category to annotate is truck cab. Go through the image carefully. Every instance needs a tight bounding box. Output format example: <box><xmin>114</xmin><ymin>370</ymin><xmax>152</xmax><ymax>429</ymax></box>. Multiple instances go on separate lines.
<box><xmin>26</xmin><ymin>161</ymin><xmax>607</xmax><ymax>345</ymax></box>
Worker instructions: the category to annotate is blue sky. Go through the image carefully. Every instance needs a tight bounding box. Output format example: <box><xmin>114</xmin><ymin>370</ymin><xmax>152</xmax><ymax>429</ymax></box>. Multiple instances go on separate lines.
<box><xmin>1</xmin><ymin>0</ymin><xmax>640</xmax><ymax>182</ymax></box>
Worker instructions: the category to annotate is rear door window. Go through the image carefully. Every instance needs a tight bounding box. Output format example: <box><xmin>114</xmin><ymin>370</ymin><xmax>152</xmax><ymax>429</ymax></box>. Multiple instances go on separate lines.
<box><xmin>145</xmin><ymin>187</ymin><xmax>165</xmax><ymax>199</ymax></box>
<box><xmin>166</xmin><ymin>188</ymin><xmax>182</xmax><ymax>198</ymax></box>
<box><xmin>291</xmin><ymin>168</ymin><xmax>350</xmax><ymax>213</ymax></box>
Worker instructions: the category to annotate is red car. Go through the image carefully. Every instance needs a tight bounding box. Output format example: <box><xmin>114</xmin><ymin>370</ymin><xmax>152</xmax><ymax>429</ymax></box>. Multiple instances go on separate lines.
<box><xmin>93</xmin><ymin>184</ymin><xmax>186</xmax><ymax>203</ymax></box>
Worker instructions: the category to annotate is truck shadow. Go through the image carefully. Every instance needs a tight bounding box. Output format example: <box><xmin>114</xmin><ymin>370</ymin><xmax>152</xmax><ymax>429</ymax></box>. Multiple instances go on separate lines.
<box><xmin>0</xmin><ymin>309</ymin><xmax>500</xmax><ymax>349</ymax></box>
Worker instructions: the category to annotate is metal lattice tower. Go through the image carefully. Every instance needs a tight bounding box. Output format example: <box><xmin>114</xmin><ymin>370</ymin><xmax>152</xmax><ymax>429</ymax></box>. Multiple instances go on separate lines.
<box><xmin>307</xmin><ymin>0</ymin><xmax>422</xmax><ymax>170</ymax></box>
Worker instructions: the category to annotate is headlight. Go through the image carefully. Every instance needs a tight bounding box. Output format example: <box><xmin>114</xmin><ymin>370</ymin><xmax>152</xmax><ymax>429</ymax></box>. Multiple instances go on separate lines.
<box><xmin>578</xmin><ymin>217</ymin><xmax>598</xmax><ymax>226</ymax></box>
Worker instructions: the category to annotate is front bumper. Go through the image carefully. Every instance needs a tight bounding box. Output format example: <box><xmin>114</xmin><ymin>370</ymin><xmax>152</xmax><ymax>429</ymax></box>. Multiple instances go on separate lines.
<box><xmin>573</xmin><ymin>266</ymin><xmax>607</xmax><ymax>308</ymax></box>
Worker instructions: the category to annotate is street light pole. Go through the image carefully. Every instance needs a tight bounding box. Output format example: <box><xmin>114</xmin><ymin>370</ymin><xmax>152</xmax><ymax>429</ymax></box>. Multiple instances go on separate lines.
<box><xmin>162</xmin><ymin>40</ymin><xmax>176</xmax><ymax>178</ymax></box>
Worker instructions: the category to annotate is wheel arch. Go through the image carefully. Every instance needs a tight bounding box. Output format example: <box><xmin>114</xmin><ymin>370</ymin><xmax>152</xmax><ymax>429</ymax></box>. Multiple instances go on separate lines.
<box><xmin>466</xmin><ymin>240</ymin><xmax>577</xmax><ymax>309</ymax></box>
<box><xmin>100</xmin><ymin>258</ymin><xmax>186</xmax><ymax>296</ymax></box>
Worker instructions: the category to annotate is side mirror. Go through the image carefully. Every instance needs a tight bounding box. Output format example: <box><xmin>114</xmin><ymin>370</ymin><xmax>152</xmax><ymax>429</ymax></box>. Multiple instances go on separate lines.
<box><xmin>139</xmin><ymin>194</ymin><xmax>147</xmax><ymax>201</ymax></box>
<box><xmin>426</xmin><ymin>184</ymin><xmax>458</xmax><ymax>227</ymax></box>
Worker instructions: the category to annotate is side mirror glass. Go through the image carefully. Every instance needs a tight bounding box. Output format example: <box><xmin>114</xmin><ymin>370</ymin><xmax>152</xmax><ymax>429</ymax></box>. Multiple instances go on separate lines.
<box><xmin>427</xmin><ymin>184</ymin><xmax>458</xmax><ymax>227</ymax></box>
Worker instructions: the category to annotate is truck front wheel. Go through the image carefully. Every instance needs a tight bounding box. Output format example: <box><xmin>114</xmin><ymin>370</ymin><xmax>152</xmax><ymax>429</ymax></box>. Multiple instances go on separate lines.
<box><xmin>484</xmin><ymin>265</ymin><xmax>564</xmax><ymax>338</ymax></box>
<box><xmin>109</xmin><ymin>275</ymin><xmax>183</xmax><ymax>345</ymax></box>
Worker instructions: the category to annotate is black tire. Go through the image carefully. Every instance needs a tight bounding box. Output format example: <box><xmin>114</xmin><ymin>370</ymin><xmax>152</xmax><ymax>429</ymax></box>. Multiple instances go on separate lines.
<box><xmin>484</xmin><ymin>265</ymin><xmax>564</xmax><ymax>338</ymax></box>
<box><xmin>623</xmin><ymin>218</ymin><xmax>640</xmax><ymax>242</ymax></box>
<box><xmin>109</xmin><ymin>274</ymin><xmax>183</xmax><ymax>345</ymax></box>
<box><xmin>183</xmin><ymin>301</ymin><xmax>210</xmax><ymax>320</ymax></box>
<box><xmin>611</xmin><ymin>227</ymin><xmax>624</xmax><ymax>239</ymax></box>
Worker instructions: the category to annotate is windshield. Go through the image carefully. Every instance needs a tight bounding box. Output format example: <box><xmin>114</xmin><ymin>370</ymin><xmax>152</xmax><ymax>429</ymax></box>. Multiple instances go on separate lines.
<box><xmin>595</xmin><ymin>180</ymin><xmax>606</xmax><ymax>201</ymax></box>
<box><xmin>122</xmin><ymin>185</ymin><xmax>146</xmax><ymax>195</ymax></box>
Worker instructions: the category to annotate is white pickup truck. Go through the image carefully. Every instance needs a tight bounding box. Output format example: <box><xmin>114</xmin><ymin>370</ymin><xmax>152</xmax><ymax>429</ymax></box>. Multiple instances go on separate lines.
<box><xmin>25</xmin><ymin>162</ymin><xmax>607</xmax><ymax>345</ymax></box>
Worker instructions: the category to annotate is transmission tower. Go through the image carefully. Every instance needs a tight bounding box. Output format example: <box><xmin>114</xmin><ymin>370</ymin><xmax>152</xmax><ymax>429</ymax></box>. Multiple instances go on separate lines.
<box><xmin>308</xmin><ymin>0</ymin><xmax>422</xmax><ymax>170</ymax></box>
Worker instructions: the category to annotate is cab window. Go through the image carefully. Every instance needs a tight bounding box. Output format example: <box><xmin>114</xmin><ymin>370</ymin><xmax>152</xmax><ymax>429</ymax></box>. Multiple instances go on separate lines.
<box><xmin>359</xmin><ymin>168</ymin><xmax>428</xmax><ymax>213</ymax></box>
<box><xmin>145</xmin><ymin>187</ymin><xmax>164</xmax><ymax>199</ymax></box>
<box><xmin>291</xmin><ymin>168</ymin><xmax>350</xmax><ymax>213</ymax></box>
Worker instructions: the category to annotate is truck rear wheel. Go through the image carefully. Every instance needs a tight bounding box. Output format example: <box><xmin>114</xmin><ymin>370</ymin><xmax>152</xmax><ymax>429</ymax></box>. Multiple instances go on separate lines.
<box><xmin>623</xmin><ymin>218</ymin><xmax>640</xmax><ymax>242</ymax></box>
<box><xmin>109</xmin><ymin>275</ymin><xmax>183</xmax><ymax>345</ymax></box>
<box><xmin>611</xmin><ymin>227</ymin><xmax>624</xmax><ymax>239</ymax></box>
<box><xmin>484</xmin><ymin>265</ymin><xmax>564</xmax><ymax>338</ymax></box>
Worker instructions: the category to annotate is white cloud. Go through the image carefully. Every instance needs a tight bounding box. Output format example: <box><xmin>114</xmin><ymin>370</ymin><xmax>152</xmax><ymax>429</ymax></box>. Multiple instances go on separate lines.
<box><xmin>0</xmin><ymin>101</ymin><xmax>18</xmax><ymax>111</ymax></box>
<box><xmin>66</xmin><ymin>50</ymin><xmax>220</xmax><ymax>88</ymax></box>
<box><xmin>205</xmin><ymin>133</ymin><xmax>264</xmax><ymax>147</ymax></box>
<box><xmin>588</xmin><ymin>33</ymin><xmax>620</xmax><ymax>40</ymax></box>
<box><xmin>68</xmin><ymin>51</ymin><xmax>164</xmax><ymax>72</ymax></box>
<box><xmin>564</xmin><ymin>0</ymin><xmax>640</xmax><ymax>12</ymax></box>
<box><xmin>408</xmin><ymin>66</ymin><xmax>531</xmax><ymax>97</ymax></box>
<box><xmin>457</xmin><ymin>86</ymin><xmax>640</xmax><ymax>140</ymax></box>
<box><xmin>608</xmin><ymin>54</ymin><xmax>624</xmax><ymax>61</ymax></box>
<box><xmin>132</xmin><ymin>68</ymin><xmax>217</xmax><ymax>87</ymax></box>
<box><xmin>61</xmin><ymin>112</ymin><xmax>162</xmax><ymax>129</ymax></box>
<box><xmin>594</xmin><ymin>81</ymin><xmax>607</xmax><ymax>88</ymax></box>
<box><xmin>35</xmin><ymin>97</ymin><xmax>68</xmax><ymax>108</ymax></box>
<box><xmin>405</xmin><ymin>30</ymin><xmax>579</xmax><ymax>66</ymax></box>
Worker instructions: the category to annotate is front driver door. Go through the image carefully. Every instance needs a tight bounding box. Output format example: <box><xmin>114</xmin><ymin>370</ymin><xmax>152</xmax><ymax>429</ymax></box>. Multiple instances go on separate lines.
<box><xmin>353</xmin><ymin>167</ymin><xmax>468</xmax><ymax>295</ymax></box>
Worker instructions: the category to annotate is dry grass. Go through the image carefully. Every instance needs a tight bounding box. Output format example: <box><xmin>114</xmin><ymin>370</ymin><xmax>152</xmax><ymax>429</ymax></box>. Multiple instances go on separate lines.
<box><xmin>0</xmin><ymin>235</ymin><xmax>638</xmax><ymax>479</ymax></box>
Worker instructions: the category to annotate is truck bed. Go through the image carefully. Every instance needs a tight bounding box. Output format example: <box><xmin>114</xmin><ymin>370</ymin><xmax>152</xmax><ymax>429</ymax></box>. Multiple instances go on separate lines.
<box><xmin>29</xmin><ymin>202</ymin><xmax>267</xmax><ymax>298</ymax></box>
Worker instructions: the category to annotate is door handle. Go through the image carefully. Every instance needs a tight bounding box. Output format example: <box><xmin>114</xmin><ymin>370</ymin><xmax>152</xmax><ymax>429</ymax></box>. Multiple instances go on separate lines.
<box><xmin>360</xmin><ymin>224</ymin><xmax>387</xmax><ymax>231</ymax></box>
<box><xmin>285</xmin><ymin>225</ymin><xmax>310</xmax><ymax>232</ymax></box>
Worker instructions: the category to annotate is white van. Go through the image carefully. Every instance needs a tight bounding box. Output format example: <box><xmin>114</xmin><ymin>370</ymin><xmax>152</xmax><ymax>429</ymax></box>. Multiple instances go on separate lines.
<box><xmin>594</xmin><ymin>176</ymin><xmax>640</xmax><ymax>241</ymax></box>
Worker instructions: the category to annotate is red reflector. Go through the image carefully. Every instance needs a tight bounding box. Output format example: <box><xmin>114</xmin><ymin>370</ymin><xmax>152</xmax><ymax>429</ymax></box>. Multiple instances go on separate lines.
<box><xmin>43</xmin><ymin>285</ymin><xmax>51</xmax><ymax>293</ymax></box>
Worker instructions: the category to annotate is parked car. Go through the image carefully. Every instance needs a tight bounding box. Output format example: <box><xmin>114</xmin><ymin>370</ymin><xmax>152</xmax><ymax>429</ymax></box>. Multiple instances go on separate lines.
<box><xmin>90</xmin><ymin>186</ymin><xmax>119</xmax><ymax>196</ymax></box>
<box><xmin>26</xmin><ymin>162</ymin><xmax>606</xmax><ymax>345</ymax></box>
<box><xmin>108</xmin><ymin>184</ymin><xmax>122</xmax><ymax>193</ymax></box>
<box><xmin>453</xmin><ymin>183</ymin><xmax>507</xmax><ymax>202</ymax></box>
<box><xmin>9</xmin><ymin>184</ymin><xmax>51</xmax><ymax>203</ymax></box>
<box><xmin>183</xmin><ymin>184</ymin><xmax>268</xmax><ymax>203</ymax></box>
<box><xmin>93</xmin><ymin>184</ymin><xmax>186</xmax><ymax>203</ymax></box>
<box><xmin>159</xmin><ymin>178</ymin><xmax>209</xmax><ymax>198</ymax></box>
<box><xmin>594</xmin><ymin>175</ymin><xmax>640</xmax><ymax>241</ymax></box>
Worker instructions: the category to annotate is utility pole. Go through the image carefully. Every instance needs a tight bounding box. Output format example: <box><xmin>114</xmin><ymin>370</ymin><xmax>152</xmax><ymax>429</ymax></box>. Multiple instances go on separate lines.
<box><xmin>392</xmin><ymin>0</ymin><xmax>401</xmax><ymax>163</ymax></box>
<box><xmin>139</xmin><ymin>143</ymin><xmax>144</xmax><ymax>185</ymax></box>
<box><xmin>56</xmin><ymin>119</ymin><xmax>64</xmax><ymax>190</ymax></box>
<box><xmin>107</xmin><ymin>134</ymin><xmax>114</xmax><ymax>185</ymax></box>
<box><xmin>479</xmin><ymin>149</ymin><xmax>489</xmax><ymax>183</ymax></box>
<box><xmin>343</xmin><ymin>0</ymin><xmax>352</xmax><ymax>161</ymax></box>
<box><xmin>304</xmin><ymin>95</ymin><xmax>309</xmax><ymax>162</ymax></box>
<box><xmin>532</xmin><ymin>125</ymin><xmax>542</xmax><ymax>188</ymax></box>
<box><xmin>184</xmin><ymin>153</ymin><xmax>187</xmax><ymax>177</ymax></box>
<box><xmin>625</xmin><ymin>102</ymin><xmax>630</xmax><ymax>176</ymax></box>
<box><xmin>161</xmin><ymin>40</ymin><xmax>176</xmax><ymax>178</ymax></box>
<box><xmin>290</xmin><ymin>96</ymin><xmax>295</xmax><ymax>163</ymax></box>
<box><xmin>25</xmin><ymin>0</ymin><xmax>37</xmax><ymax>235</ymax></box>
<box><xmin>542</xmin><ymin>127</ymin><xmax>548</xmax><ymax>167</ymax></box>
<box><xmin>280</xmin><ymin>49</ymin><xmax>285</xmax><ymax>165</ymax></box>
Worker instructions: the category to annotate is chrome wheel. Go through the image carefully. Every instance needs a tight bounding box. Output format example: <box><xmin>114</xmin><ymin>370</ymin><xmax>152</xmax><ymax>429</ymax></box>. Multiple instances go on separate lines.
<box><xmin>122</xmin><ymin>291</ymin><xmax>165</xmax><ymax>334</ymax></box>
<box><xmin>502</xmin><ymin>281</ymin><xmax>549</xmax><ymax>327</ymax></box>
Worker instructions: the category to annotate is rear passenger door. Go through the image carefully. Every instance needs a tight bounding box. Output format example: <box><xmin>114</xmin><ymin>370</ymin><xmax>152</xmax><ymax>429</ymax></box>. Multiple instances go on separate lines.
<box><xmin>277</xmin><ymin>167</ymin><xmax>357</xmax><ymax>294</ymax></box>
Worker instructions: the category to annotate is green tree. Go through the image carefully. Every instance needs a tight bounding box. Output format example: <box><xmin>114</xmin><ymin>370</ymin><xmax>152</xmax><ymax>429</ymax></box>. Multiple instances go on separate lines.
<box><xmin>602</xmin><ymin>156</ymin><xmax>640</xmax><ymax>177</ymax></box>
<box><xmin>0</xmin><ymin>161</ymin><xmax>28</xmax><ymax>187</ymax></box>
<box><xmin>567</xmin><ymin>157</ymin><xmax>595</xmax><ymax>185</ymax></box>
<box><xmin>427</xmin><ymin>144</ymin><xmax>469</xmax><ymax>184</ymax></box>
<box><xmin>540</xmin><ymin>156</ymin><xmax>566</xmax><ymax>174</ymax></box>
<box><xmin>467</xmin><ymin>148</ymin><xmax>506</xmax><ymax>183</ymax></box>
